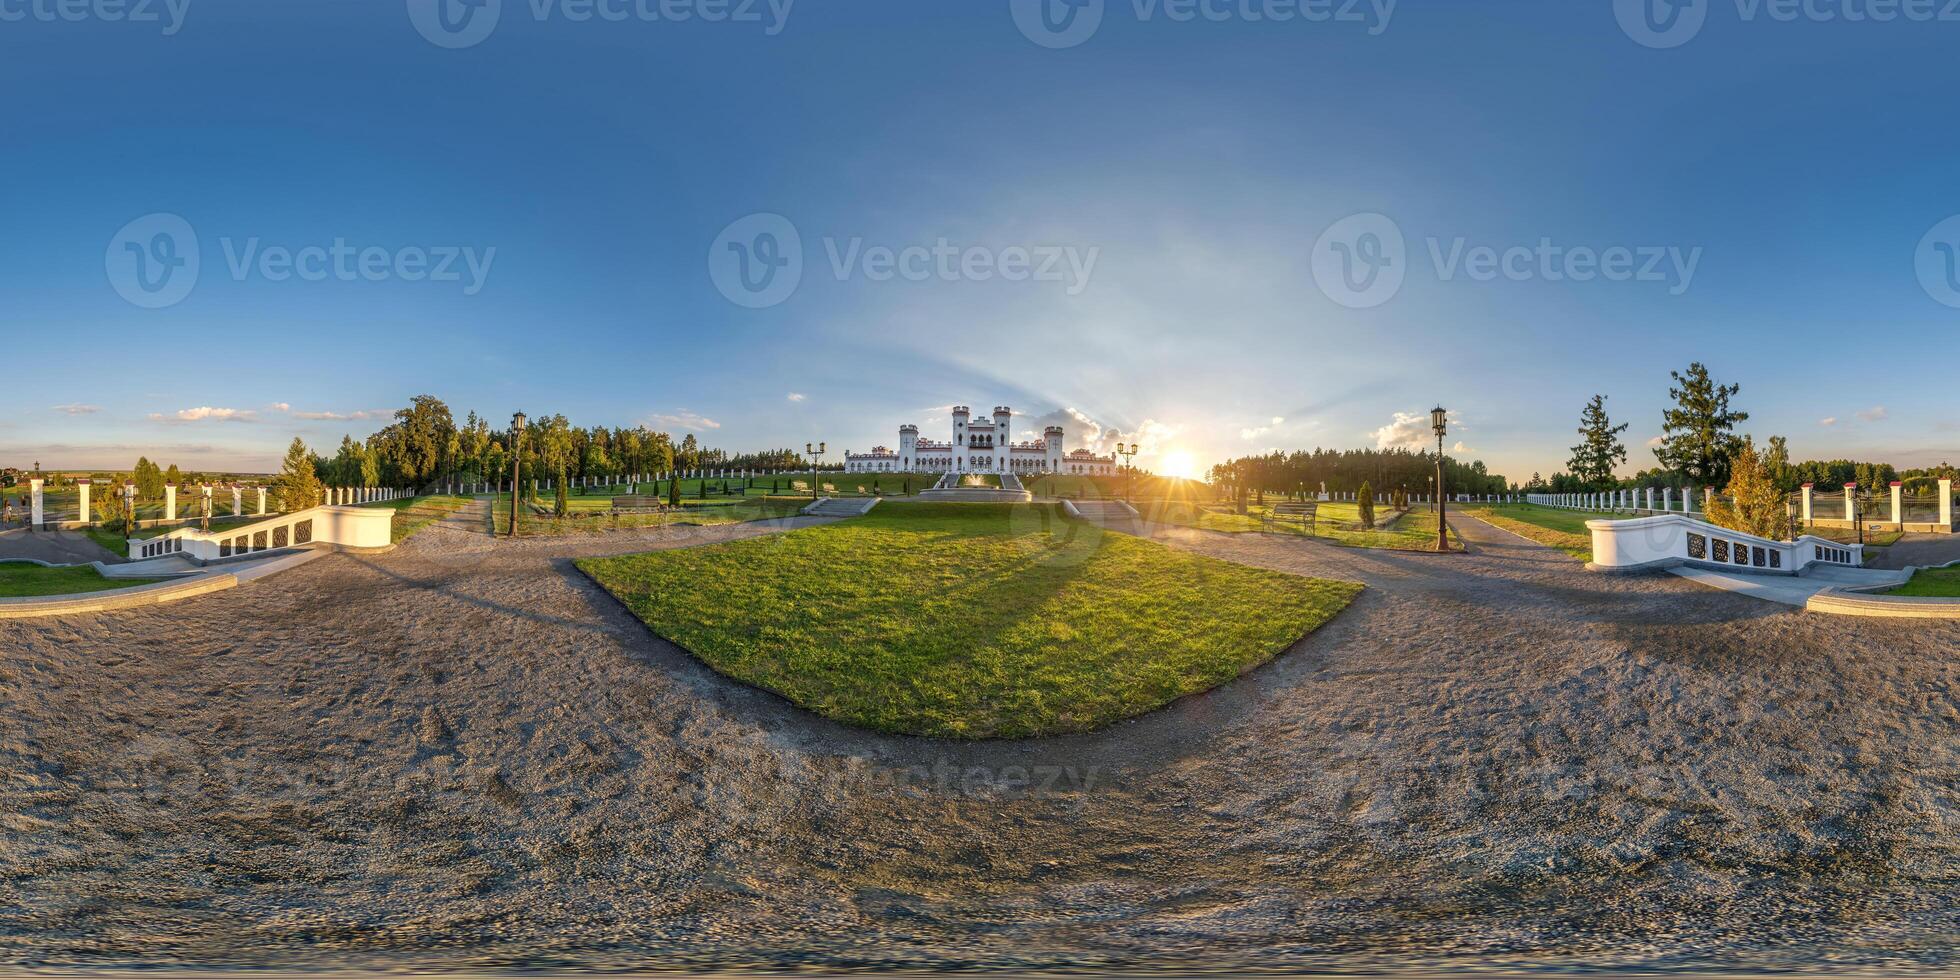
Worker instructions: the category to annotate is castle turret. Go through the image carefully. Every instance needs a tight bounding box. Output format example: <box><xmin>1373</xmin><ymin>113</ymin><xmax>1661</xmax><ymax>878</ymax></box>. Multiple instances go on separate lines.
<box><xmin>993</xmin><ymin>407</ymin><xmax>1011</xmax><ymax>474</ymax></box>
<box><xmin>1045</xmin><ymin>425</ymin><xmax>1065</xmax><ymax>474</ymax></box>
<box><xmin>952</xmin><ymin>406</ymin><xmax>970</xmax><ymax>474</ymax></box>
<box><xmin>899</xmin><ymin>424</ymin><xmax>919</xmax><ymax>471</ymax></box>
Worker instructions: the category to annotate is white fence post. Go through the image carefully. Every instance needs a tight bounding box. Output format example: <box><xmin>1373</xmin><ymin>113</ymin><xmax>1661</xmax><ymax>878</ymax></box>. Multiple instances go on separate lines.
<box><xmin>1942</xmin><ymin>478</ymin><xmax>1954</xmax><ymax>532</ymax></box>
<box><xmin>257</xmin><ymin>487</ymin><xmax>268</xmax><ymax>515</ymax></box>
<box><xmin>29</xmin><ymin>478</ymin><xmax>45</xmax><ymax>527</ymax></box>
<box><xmin>1843</xmin><ymin>483</ymin><xmax>1857</xmax><ymax>522</ymax></box>
<box><xmin>1890</xmin><ymin>481</ymin><xmax>1903</xmax><ymax>526</ymax></box>
<box><xmin>165</xmin><ymin>485</ymin><xmax>177</xmax><ymax>521</ymax></box>
<box><xmin>1801</xmin><ymin>483</ymin><xmax>1813</xmax><ymax>522</ymax></box>
<box><xmin>77</xmin><ymin>480</ymin><xmax>91</xmax><ymax>524</ymax></box>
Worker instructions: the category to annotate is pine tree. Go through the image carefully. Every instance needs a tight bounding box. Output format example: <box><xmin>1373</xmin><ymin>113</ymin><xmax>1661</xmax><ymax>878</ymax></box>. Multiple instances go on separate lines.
<box><xmin>554</xmin><ymin>465</ymin><xmax>569</xmax><ymax>517</ymax></box>
<box><xmin>1567</xmin><ymin>394</ymin><xmax>1630</xmax><ymax>489</ymax></box>
<box><xmin>1357</xmin><ymin>481</ymin><xmax>1375</xmax><ymax>527</ymax></box>
<box><xmin>273</xmin><ymin>438</ymin><xmax>322</xmax><ymax>511</ymax></box>
<box><xmin>1655</xmin><ymin>362</ymin><xmax>1749</xmax><ymax>488</ymax></box>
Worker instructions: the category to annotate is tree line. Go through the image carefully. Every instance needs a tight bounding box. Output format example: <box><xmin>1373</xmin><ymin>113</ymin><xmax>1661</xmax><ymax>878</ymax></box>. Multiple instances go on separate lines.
<box><xmin>1206</xmin><ymin>447</ymin><xmax>1512</xmax><ymax>503</ymax></box>
<box><xmin>1550</xmin><ymin>362</ymin><xmax>1954</xmax><ymax>496</ymax></box>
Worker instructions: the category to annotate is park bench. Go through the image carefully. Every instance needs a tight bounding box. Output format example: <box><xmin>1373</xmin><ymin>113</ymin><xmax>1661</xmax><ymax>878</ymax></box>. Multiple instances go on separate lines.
<box><xmin>1266</xmin><ymin>500</ymin><xmax>1318</xmax><ymax>531</ymax></box>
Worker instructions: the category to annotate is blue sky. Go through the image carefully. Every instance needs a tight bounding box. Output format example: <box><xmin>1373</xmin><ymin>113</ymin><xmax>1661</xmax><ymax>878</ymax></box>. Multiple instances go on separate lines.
<box><xmin>3</xmin><ymin>0</ymin><xmax>1957</xmax><ymax>479</ymax></box>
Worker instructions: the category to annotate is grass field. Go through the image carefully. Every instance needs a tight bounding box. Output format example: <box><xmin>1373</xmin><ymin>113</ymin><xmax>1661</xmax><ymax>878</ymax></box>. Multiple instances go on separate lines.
<box><xmin>0</xmin><ymin>563</ymin><xmax>165</xmax><ymax>598</ymax></box>
<box><xmin>1137</xmin><ymin>499</ymin><xmax>1461</xmax><ymax>551</ymax></box>
<box><xmin>495</xmin><ymin>496</ymin><xmax>806</xmax><ymax>536</ymax></box>
<box><xmin>579</xmin><ymin>502</ymin><xmax>1361</xmax><ymax>738</ymax></box>
<box><xmin>361</xmin><ymin>494</ymin><xmax>472</xmax><ymax>543</ymax></box>
<box><xmin>1804</xmin><ymin>524</ymin><xmax>1907</xmax><ymax>548</ymax></box>
<box><xmin>1887</xmin><ymin>565</ymin><xmax>1960</xmax><ymax>597</ymax></box>
<box><xmin>1458</xmin><ymin>504</ymin><xmax>1610</xmax><ymax>560</ymax></box>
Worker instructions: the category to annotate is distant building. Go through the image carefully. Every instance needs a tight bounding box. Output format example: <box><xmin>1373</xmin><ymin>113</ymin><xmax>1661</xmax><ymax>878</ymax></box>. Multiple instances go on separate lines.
<box><xmin>843</xmin><ymin>406</ymin><xmax>1116</xmax><ymax>475</ymax></box>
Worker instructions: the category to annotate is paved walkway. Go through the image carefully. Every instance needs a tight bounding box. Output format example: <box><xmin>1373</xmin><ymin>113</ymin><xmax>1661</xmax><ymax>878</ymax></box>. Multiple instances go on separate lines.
<box><xmin>0</xmin><ymin>505</ymin><xmax>1953</xmax><ymax>973</ymax></box>
<box><xmin>1867</xmin><ymin>531</ymin><xmax>1960</xmax><ymax>570</ymax></box>
<box><xmin>0</xmin><ymin>526</ymin><xmax>121</xmax><ymax>565</ymax></box>
<box><xmin>1669</xmin><ymin>563</ymin><xmax>1910</xmax><ymax>606</ymax></box>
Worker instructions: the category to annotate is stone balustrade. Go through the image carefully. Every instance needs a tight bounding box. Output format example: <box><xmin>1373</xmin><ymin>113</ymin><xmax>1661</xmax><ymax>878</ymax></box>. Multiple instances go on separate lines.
<box><xmin>1586</xmin><ymin>513</ymin><xmax>1862</xmax><ymax>575</ymax></box>
<box><xmin>131</xmin><ymin>504</ymin><xmax>393</xmax><ymax>562</ymax></box>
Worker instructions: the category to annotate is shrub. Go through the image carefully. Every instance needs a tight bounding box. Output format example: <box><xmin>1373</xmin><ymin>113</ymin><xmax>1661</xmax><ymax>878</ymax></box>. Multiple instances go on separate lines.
<box><xmin>1357</xmin><ymin>481</ymin><xmax>1375</xmax><ymax>527</ymax></box>
<box><xmin>1706</xmin><ymin>438</ymin><xmax>1789</xmax><ymax>540</ymax></box>
<box><xmin>555</xmin><ymin>467</ymin><xmax>570</xmax><ymax>517</ymax></box>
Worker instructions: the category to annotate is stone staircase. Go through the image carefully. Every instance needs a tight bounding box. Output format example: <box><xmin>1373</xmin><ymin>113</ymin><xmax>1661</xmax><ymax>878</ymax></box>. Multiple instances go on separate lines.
<box><xmin>1000</xmin><ymin>472</ymin><xmax>1025</xmax><ymax>493</ymax></box>
<box><xmin>1063</xmin><ymin>499</ymin><xmax>1141</xmax><ymax>522</ymax></box>
<box><xmin>802</xmin><ymin>497</ymin><xmax>881</xmax><ymax>518</ymax></box>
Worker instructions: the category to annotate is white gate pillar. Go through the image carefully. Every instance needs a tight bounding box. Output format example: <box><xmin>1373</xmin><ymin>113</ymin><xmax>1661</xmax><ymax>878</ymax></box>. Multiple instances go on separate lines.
<box><xmin>1890</xmin><ymin>482</ymin><xmax>1903</xmax><ymax>526</ymax></box>
<box><xmin>231</xmin><ymin>485</ymin><xmax>243</xmax><ymax>515</ymax></box>
<box><xmin>257</xmin><ymin>487</ymin><xmax>268</xmax><ymax>515</ymax></box>
<box><xmin>77</xmin><ymin>480</ymin><xmax>90</xmax><ymax>524</ymax></box>
<box><xmin>1800</xmin><ymin>483</ymin><xmax>1813</xmax><ymax>522</ymax></box>
<box><xmin>165</xmin><ymin>485</ymin><xmax>177</xmax><ymax>521</ymax></box>
<box><xmin>29</xmin><ymin>478</ymin><xmax>45</xmax><ymax>527</ymax></box>
<box><xmin>1941</xmin><ymin>479</ymin><xmax>1954</xmax><ymax>532</ymax></box>
<box><xmin>1844</xmin><ymin>483</ymin><xmax>1857</xmax><ymax>522</ymax></box>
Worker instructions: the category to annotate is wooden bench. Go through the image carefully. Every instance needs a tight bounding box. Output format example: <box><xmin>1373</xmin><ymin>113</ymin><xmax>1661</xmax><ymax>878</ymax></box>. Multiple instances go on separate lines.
<box><xmin>1267</xmin><ymin>501</ymin><xmax>1318</xmax><ymax>530</ymax></box>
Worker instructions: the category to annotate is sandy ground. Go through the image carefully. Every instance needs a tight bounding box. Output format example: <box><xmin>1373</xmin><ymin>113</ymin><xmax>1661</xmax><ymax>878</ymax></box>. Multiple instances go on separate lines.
<box><xmin>0</xmin><ymin>502</ymin><xmax>1954</xmax><ymax>974</ymax></box>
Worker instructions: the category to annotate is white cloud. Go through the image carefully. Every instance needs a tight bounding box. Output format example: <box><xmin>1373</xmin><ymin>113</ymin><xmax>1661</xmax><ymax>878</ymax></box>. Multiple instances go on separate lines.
<box><xmin>1646</xmin><ymin>435</ymin><xmax>1666</xmax><ymax>447</ymax></box>
<box><xmin>292</xmin><ymin>409</ymin><xmax>390</xmax><ymax>422</ymax></box>
<box><xmin>267</xmin><ymin>402</ymin><xmax>292</xmax><ymax>413</ymax></box>
<box><xmin>149</xmin><ymin>406</ymin><xmax>257</xmax><ymax>424</ymax></box>
<box><xmin>1856</xmin><ymin>405</ymin><xmax>1888</xmax><ymax>423</ymax></box>
<box><xmin>647</xmin><ymin>410</ymin><xmax>722</xmax><ymax>432</ymax></box>
<box><xmin>1452</xmin><ymin>441</ymin><xmax>1473</xmax><ymax>454</ymax></box>
<box><xmin>1372</xmin><ymin>410</ymin><xmax>1459</xmax><ymax>452</ymax></box>
<box><xmin>51</xmin><ymin>404</ymin><xmax>100</xmax><ymax>415</ymax></box>
<box><xmin>786</xmin><ymin>392</ymin><xmax>807</xmax><ymax>403</ymax></box>
<box><xmin>1240</xmin><ymin>416</ymin><xmax>1286</xmax><ymax>440</ymax></box>
<box><xmin>1818</xmin><ymin>417</ymin><xmax>1838</xmax><ymax>427</ymax></box>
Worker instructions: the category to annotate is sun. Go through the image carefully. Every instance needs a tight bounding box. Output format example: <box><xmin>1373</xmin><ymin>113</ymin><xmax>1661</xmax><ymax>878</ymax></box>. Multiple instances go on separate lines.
<box><xmin>1158</xmin><ymin>451</ymin><xmax>1200</xmax><ymax>481</ymax></box>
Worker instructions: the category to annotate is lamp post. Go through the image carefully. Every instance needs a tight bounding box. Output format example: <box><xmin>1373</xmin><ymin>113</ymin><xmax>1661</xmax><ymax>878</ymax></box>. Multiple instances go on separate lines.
<box><xmin>1431</xmin><ymin>406</ymin><xmax>1449</xmax><ymax>551</ymax></box>
<box><xmin>806</xmin><ymin>442</ymin><xmax>827</xmax><ymax>498</ymax></box>
<box><xmin>1114</xmin><ymin>442</ymin><xmax>1139</xmax><ymax>502</ymax></box>
<box><xmin>509</xmin><ymin>412</ymin><xmax>526</xmax><ymax>538</ymax></box>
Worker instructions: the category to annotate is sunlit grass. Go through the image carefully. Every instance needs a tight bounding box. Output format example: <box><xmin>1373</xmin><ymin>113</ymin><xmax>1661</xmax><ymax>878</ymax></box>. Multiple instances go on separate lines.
<box><xmin>579</xmin><ymin>502</ymin><xmax>1360</xmax><ymax>738</ymax></box>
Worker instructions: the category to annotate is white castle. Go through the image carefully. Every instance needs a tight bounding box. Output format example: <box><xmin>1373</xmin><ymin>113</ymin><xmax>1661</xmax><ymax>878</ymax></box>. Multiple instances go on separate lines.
<box><xmin>843</xmin><ymin>406</ymin><xmax>1117</xmax><ymax>476</ymax></box>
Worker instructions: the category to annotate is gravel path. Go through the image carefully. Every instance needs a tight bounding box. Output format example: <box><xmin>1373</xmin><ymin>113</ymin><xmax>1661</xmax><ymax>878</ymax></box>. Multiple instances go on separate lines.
<box><xmin>0</xmin><ymin>503</ymin><xmax>1954</xmax><ymax>974</ymax></box>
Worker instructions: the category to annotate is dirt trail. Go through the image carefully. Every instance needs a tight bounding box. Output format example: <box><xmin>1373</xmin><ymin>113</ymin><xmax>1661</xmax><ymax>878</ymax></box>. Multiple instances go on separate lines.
<box><xmin>0</xmin><ymin>507</ymin><xmax>1954</xmax><ymax>974</ymax></box>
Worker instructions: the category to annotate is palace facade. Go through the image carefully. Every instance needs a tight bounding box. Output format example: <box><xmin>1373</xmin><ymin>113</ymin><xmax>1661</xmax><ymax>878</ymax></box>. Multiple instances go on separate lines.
<box><xmin>843</xmin><ymin>406</ymin><xmax>1117</xmax><ymax>476</ymax></box>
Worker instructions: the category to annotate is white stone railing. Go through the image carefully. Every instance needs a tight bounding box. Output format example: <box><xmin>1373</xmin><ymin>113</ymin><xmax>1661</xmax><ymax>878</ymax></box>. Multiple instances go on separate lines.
<box><xmin>1585</xmin><ymin>513</ymin><xmax>1861</xmax><ymax>575</ymax></box>
<box><xmin>1534</xmin><ymin>479</ymin><xmax>1955</xmax><ymax>533</ymax></box>
<box><xmin>130</xmin><ymin>505</ymin><xmax>393</xmax><ymax>562</ymax></box>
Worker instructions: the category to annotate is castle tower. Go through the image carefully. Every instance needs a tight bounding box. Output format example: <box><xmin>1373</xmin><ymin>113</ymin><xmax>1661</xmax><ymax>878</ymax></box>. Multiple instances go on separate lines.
<box><xmin>952</xmin><ymin>406</ymin><xmax>970</xmax><ymax>474</ymax></box>
<box><xmin>993</xmin><ymin>406</ymin><xmax>1011</xmax><ymax>474</ymax></box>
<box><xmin>899</xmin><ymin>424</ymin><xmax>918</xmax><ymax>471</ymax></box>
<box><xmin>1045</xmin><ymin>425</ymin><xmax>1065</xmax><ymax>474</ymax></box>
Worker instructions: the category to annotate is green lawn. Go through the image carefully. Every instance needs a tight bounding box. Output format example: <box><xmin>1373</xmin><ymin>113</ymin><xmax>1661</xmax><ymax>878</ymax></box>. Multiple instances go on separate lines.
<box><xmin>1136</xmin><ymin>499</ymin><xmax>1460</xmax><ymax>551</ymax></box>
<box><xmin>363</xmin><ymin>494</ymin><xmax>472</xmax><ymax>543</ymax></box>
<box><xmin>1459</xmin><ymin>504</ymin><xmax>1615</xmax><ymax>560</ymax></box>
<box><xmin>578</xmin><ymin>502</ymin><xmax>1361</xmax><ymax>739</ymax></box>
<box><xmin>82</xmin><ymin>528</ymin><xmax>128</xmax><ymax>556</ymax></box>
<box><xmin>1887</xmin><ymin>566</ymin><xmax>1960</xmax><ymax>597</ymax></box>
<box><xmin>0</xmin><ymin>563</ymin><xmax>165</xmax><ymax>598</ymax></box>
<box><xmin>1805</xmin><ymin>524</ymin><xmax>1907</xmax><ymax>548</ymax></box>
<box><xmin>495</xmin><ymin>496</ymin><xmax>806</xmax><ymax>536</ymax></box>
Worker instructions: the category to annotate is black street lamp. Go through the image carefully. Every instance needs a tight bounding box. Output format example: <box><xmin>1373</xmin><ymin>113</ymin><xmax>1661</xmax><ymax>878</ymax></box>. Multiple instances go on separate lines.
<box><xmin>1431</xmin><ymin>406</ymin><xmax>1449</xmax><ymax>552</ymax></box>
<box><xmin>806</xmin><ymin>442</ymin><xmax>827</xmax><ymax>498</ymax></box>
<box><xmin>1114</xmin><ymin>442</ymin><xmax>1139</xmax><ymax>502</ymax></box>
<box><xmin>509</xmin><ymin>412</ymin><xmax>526</xmax><ymax>538</ymax></box>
